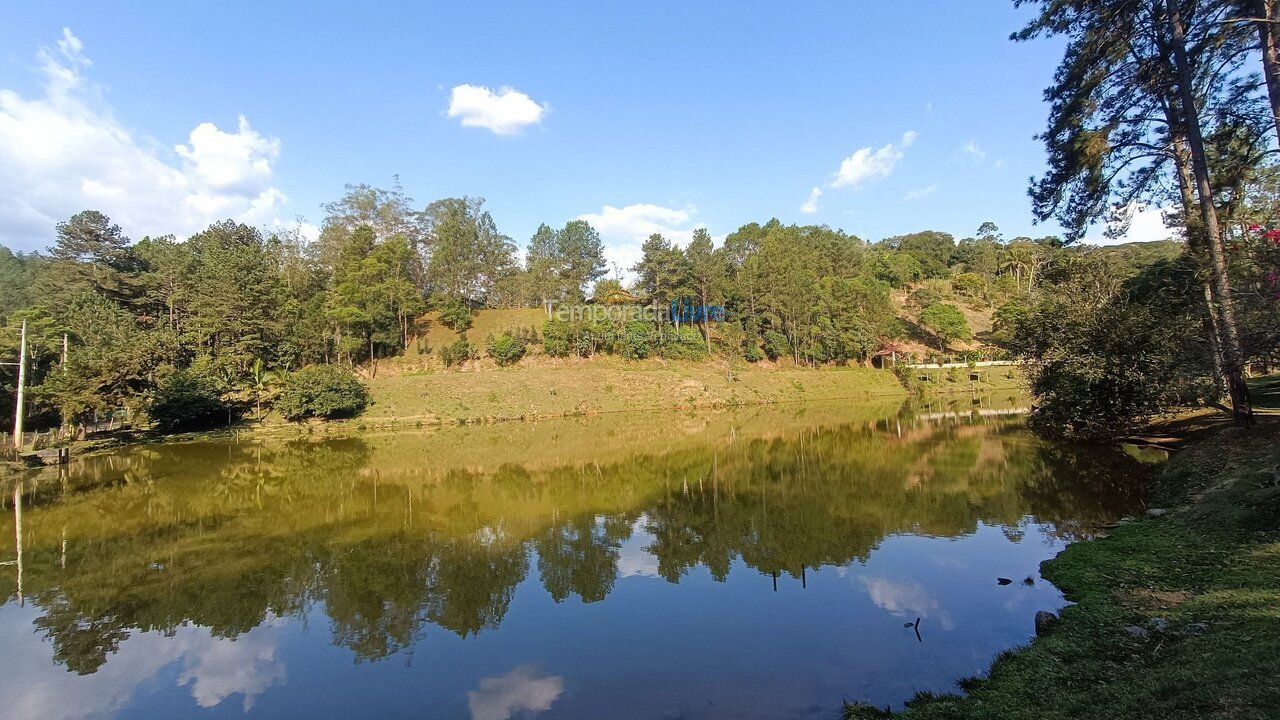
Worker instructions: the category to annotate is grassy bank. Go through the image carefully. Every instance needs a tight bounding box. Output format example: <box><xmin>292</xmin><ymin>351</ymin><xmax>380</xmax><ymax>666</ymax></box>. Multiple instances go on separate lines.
<box><xmin>353</xmin><ymin>359</ymin><xmax>1023</xmax><ymax>426</ymax></box>
<box><xmin>846</xmin><ymin>379</ymin><xmax>1280</xmax><ymax>720</ymax></box>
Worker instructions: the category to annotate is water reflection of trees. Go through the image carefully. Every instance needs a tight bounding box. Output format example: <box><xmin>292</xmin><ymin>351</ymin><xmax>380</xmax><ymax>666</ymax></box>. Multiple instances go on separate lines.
<box><xmin>0</xmin><ymin>415</ymin><xmax>1146</xmax><ymax>673</ymax></box>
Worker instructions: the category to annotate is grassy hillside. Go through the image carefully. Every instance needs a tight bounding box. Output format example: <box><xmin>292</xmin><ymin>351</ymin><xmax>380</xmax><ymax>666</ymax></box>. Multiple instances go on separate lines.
<box><xmin>333</xmin><ymin>304</ymin><xmax>1027</xmax><ymax>426</ymax></box>
<box><xmin>407</xmin><ymin>307</ymin><xmax>547</xmax><ymax>359</ymax></box>
<box><xmin>362</xmin><ymin>359</ymin><xmax>910</xmax><ymax>424</ymax></box>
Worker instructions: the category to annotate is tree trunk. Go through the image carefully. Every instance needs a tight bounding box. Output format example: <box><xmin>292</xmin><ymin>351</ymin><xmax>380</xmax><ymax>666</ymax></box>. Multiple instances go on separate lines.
<box><xmin>701</xmin><ymin>287</ymin><xmax>711</xmax><ymax>353</ymax></box>
<box><xmin>1171</xmin><ymin>131</ymin><xmax>1231</xmax><ymax>403</ymax></box>
<box><xmin>1256</xmin><ymin>0</ymin><xmax>1280</xmax><ymax>144</ymax></box>
<box><xmin>1166</xmin><ymin>0</ymin><xmax>1254</xmax><ymax>425</ymax></box>
<box><xmin>1203</xmin><ymin>284</ymin><xmax>1229</xmax><ymax>400</ymax></box>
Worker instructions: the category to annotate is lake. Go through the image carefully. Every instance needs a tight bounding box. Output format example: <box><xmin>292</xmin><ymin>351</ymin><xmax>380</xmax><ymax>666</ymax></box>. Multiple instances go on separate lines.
<box><xmin>0</xmin><ymin>397</ymin><xmax>1147</xmax><ymax>720</ymax></box>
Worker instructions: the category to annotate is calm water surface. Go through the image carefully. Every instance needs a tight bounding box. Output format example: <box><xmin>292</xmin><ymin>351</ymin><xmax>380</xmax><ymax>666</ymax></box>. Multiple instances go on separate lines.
<box><xmin>0</xmin><ymin>398</ymin><xmax>1147</xmax><ymax>720</ymax></box>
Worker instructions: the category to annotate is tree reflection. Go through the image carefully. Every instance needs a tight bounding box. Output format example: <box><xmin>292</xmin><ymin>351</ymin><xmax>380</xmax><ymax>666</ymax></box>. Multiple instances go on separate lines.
<box><xmin>0</xmin><ymin>410</ymin><xmax>1147</xmax><ymax>672</ymax></box>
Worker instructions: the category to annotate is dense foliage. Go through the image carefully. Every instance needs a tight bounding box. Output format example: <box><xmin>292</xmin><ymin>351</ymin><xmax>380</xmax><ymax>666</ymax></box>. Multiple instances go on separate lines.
<box><xmin>149</xmin><ymin>369</ymin><xmax>230</xmax><ymax>433</ymax></box>
<box><xmin>0</xmin><ymin>168</ymin><xmax>1268</xmax><ymax>439</ymax></box>
<box><xmin>485</xmin><ymin>330</ymin><xmax>531</xmax><ymax>366</ymax></box>
<box><xmin>274</xmin><ymin>365</ymin><xmax>370</xmax><ymax>421</ymax></box>
<box><xmin>438</xmin><ymin>336</ymin><xmax>479</xmax><ymax>368</ymax></box>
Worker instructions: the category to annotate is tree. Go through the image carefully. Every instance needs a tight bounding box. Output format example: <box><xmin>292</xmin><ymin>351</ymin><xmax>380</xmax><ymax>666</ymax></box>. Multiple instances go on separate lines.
<box><xmin>1231</xmin><ymin>0</ymin><xmax>1280</xmax><ymax>143</ymax></box>
<box><xmin>316</xmin><ymin>180</ymin><xmax>428</xmax><ymax>278</ymax></box>
<box><xmin>1015</xmin><ymin>255</ymin><xmax>1215</xmax><ymax>438</ymax></box>
<box><xmin>525</xmin><ymin>223</ymin><xmax>561</xmax><ymax>308</ymax></box>
<box><xmin>683</xmin><ymin>228</ymin><xmax>726</xmax><ymax>352</ymax></box>
<box><xmin>555</xmin><ymin>220</ymin><xmax>608</xmax><ymax>302</ymax></box>
<box><xmin>183</xmin><ymin>221</ymin><xmax>285</xmax><ymax>377</ymax></box>
<box><xmin>326</xmin><ymin>226</ymin><xmax>411</xmax><ymax>376</ymax></box>
<box><xmin>991</xmin><ymin>300</ymin><xmax>1029</xmax><ymax>345</ymax></box>
<box><xmin>39</xmin><ymin>210</ymin><xmax>142</xmax><ymax>309</ymax></box>
<box><xmin>883</xmin><ymin>230</ymin><xmax>956</xmax><ymax>278</ymax></box>
<box><xmin>523</xmin><ymin>220</ymin><xmax>607</xmax><ymax>305</ymax></box>
<box><xmin>814</xmin><ymin>276</ymin><xmax>894</xmax><ymax>363</ymax></box>
<box><xmin>631</xmin><ymin>233</ymin><xmax>685</xmax><ymax>311</ymax></box>
<box><xmin>0</xmin><ymin>247</ymin><xmax>40</xmax><ymax>324</ymax></box>
<box><xmin>1016</xmin><ymin>0</ymin><xmax>1260</xmax><ymax>425</ymax></box>
<box><xmin>135</xmin><ymin>235</ymin><xmax>193</xmax><ymax>334</ymax></box>
<box><xmin>918</xmin><ymin>303</ymin><xmax>972</xmax><ymax>351</ymax></box>
<box><xmin>40</xmin><ymin>294</ymin><xmax>168</xmax><ymax>427</ymax></box>
<box><xmin>150</xmin><ymin>369</ymin><xmax>228</xmax><ymax>433</ymax></box>
<box><xmin>424</xmin><ymin>196</ymin><xmax>516</xmax><ymax>303</ymax></box>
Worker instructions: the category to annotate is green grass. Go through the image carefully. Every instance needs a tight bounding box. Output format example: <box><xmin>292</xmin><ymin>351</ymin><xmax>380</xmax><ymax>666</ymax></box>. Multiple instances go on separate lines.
<box><xmin>846</xmin><ymin>384</ymin><xmax>1280</xmax><ymax>720</ymax></box>
<box><xmin>360</xmin><ymin>359</ymin><xmax>908</xmax><ymax>424</ymax></box>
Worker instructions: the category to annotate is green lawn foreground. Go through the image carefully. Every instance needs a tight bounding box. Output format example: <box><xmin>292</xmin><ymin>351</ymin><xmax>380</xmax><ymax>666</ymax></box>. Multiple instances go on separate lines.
<box><xmin>846</xmin><ymin>378</ymin><xmax>1280</xmax><ymax>720</ymax></box>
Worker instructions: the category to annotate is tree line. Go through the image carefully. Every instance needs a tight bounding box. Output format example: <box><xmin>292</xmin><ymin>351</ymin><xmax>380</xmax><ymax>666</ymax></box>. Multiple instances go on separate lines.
<box><xmin>5</xmin><ymin>0</ymin><xmax>1280</xmax><ymax>438</ymax></box>
<box><xmin>1009</xmin><ymin>0</ymin><xmax>1280</xmax><ymax>436</ymax></box>
<box><xmin>2</xmin><ymin>172</ymin><xmax>1155</xmax><ymax>435</ymax></box>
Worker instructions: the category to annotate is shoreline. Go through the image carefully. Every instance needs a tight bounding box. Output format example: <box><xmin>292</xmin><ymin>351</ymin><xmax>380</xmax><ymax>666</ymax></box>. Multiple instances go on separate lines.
<box><xmin>845</xmin><ymin>377</ymin><xmax>1280</xmax><ymax>720</ymax></box>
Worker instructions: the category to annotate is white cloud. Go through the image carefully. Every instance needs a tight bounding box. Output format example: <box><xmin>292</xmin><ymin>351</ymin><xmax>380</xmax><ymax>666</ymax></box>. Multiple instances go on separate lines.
<box><xmin>468</xmin><ymin>666</ymin><xmax>564</xmax><ymax>720</ymax></box>
<box><xmin>958</xmin><ymin>140</ymin><xmax>986</xmax><ymax>162</ymax></box>
<box><xmin>575</xmin><ymin>203</ymin><xmax>704</xmax><ymax>278</ymax></box>
<box><xmin>1085</xmin><ymin>203</ymin><xmax>1179</xmax><ymax>246</ymax></box>
<box><xmin>617</xmin><ymin>518</ymin><xmax>660</xmax><ymax>578</ymax></box>
<box><xmin>903</xmin><ymin>184</ymin><xmax>939</xmax><ymax>202</ymax></box>
<box><xmin>0</xmin><ymin>607</ymin><xmax>286</xmax><ymax>720</ymax></box>
<box><xmin>829</xmin><ymin>130</ymin><xmax>917</xmax><ymax>189</ymax></box>
<box><xmin>799</xmin><ymin>186</ymin><xmax>823</xmax><ymax>214</ymax></box>
<box><xmin>447</xmin><ymin>84</ymin><xmax>548</xmax><ymax>135</ymax></box>
<box><xmin>860</xmin><ymin>575</ymin><xmax>954</xmax><ymax>631</ymax></box>
<box><xmin>177</xmin><ymin>628</ymin><xmax>287</xmax><ymax>711</ymax></box>
<box><xmin>0</xmin><ymin>29</ymin><xmax>295</xmax><ymax>250</ymax></box>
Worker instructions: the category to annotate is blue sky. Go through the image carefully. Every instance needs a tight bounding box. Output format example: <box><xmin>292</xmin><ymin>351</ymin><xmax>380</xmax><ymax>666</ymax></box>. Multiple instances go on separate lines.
<box><xmin>0</xmin><ymin>2</ymin><xmax>1171</xmax><ymax>267</ymax></box>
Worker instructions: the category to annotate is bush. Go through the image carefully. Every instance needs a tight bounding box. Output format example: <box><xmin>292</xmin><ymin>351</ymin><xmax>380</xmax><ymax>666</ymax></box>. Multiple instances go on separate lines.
<box><xmin>439</xmin><ymin>336</ymin><xmax>479</xmax><ymax>367</ymax></box>
<box><xmin>542</xmin><ymin>318</ymin><xmax>600</xmax><ymax>358</ymax></box>
<box><xmin>150</xmin><ymin>369</ymin><xmax>229</xmax><ymax>433</ymax></box>
<box><xmin>651</xmin><ymin>325</ymin><xmax>708</xmax><ymax>360</ymax></box>
<box><xmin>991</xmin><ymin>300</ymin><xmax>1029</xmax><ymax>344</ymax></box>
<box><xmin>485</xmin><ymin>331</ymin><xmax>527</xmax><ymax>366</ymax></box>
<box><xmin>744</xmin><ymin>344</ymin><xmax>764</xmax><ymax>363</ymax></box>
<box><xmin>762</xmin><ymin>330</ymin><xmax>791</xmax><ymax>361</ymax></box>
<box><xmin>438</xmin><ymin>297</ymin><xmax>473</xmax><ymax>331</ymax></box>
<box><xmin>918</xmin><ymin>303</ymin><xmax>973</xmax><ymax>350</ymax></box>
<box><xmin>951</xmin><ymin>272</ymin><xmax>986</xmax><ymax>299</ymax></box>
<box><xmin>542</xmin><ymin>319</ymin><xmax>572</xmax><ymax>357</ymax></box>
<box><xmin>908</xmin><ymin>287</ymin><xmax>944</xmax><ymax>308</ymax></box>
<box><xmin>620</xmin><ymin>321</ymin><xmax>652</xmax><ymax>360</ymax></box>
<box><xmin>275</xmin><ymin>365</ymin><xmax>369</xmax><ymax>421</ymax></box>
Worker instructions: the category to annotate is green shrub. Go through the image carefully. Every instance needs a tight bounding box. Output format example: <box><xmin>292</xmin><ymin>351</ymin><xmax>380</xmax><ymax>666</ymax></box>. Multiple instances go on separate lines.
<box><xmin>275</xmin><ymin>365</ymin><xmax>369</xmax><ymax>421</ymax></box>
<box><xmin>762</xmin><ymin>330</ymin><xmax>791</xmax><ymax>361</ymax></box>
<box><xmin>744</xmin><ymin>343</ymin><xmax>764</xmax><ymax>363</ymax></box>
<box><xmin>485</xmin><ymin>331</ymin><xmax>527</xmax><ymax>366</ymax></box>
<box><xmin>951</xmin><ymin>272</ymin><xmax>986</xmax><ymax>299</ymax></box>
<box><xmin>150</xmin><ymin>369</ymin><xmax>229</xmax><ymax>433</ymax></box>
<box><xmin>439</xmin><ymin>336</ymin><xmax>479</xmax><ymax>367</ymax></box>
<box><xmin>991</xmin><ymin>300</ymin><xmax>1029</xmax><ymax>344</ymax></box>
<box><xmin>542</xmin><ymin>319</ymin><xmax>572</xmax><ymax>357</ymax></box>
<box><xmin>909</xmin><ymin>287</ymin><xmax>944</xmax><ymax>308</ymax></box>
<box><xmin>621</xmin><ymin>321</ymin><xmax>652</xmax><ymax>360</ymax></box>
<box><xmin>438</xmin><ymin>297</ymin><xmax>473</xmax><ymax>331</ymax></box>
<box><xmin>542</xmin><ymin>318</ymin><xmax>599</xmax><ymax>358</ymax></box>
<box><xmin>918</xmin><ymin>302</ymin><xmax>973</xmax><ymax>350</ymax></box>
<box><xmin>654</xmin><ymin>325</ymin><xmax>708</xmax><ymax>360</ymax></box>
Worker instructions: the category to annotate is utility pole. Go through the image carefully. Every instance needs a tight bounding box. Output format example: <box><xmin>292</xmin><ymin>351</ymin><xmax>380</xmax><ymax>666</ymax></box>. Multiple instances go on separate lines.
<box><xmin>12</xmin><ymin>320</ymin><xmax>26</xmax><ymax>451</ymax></box>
